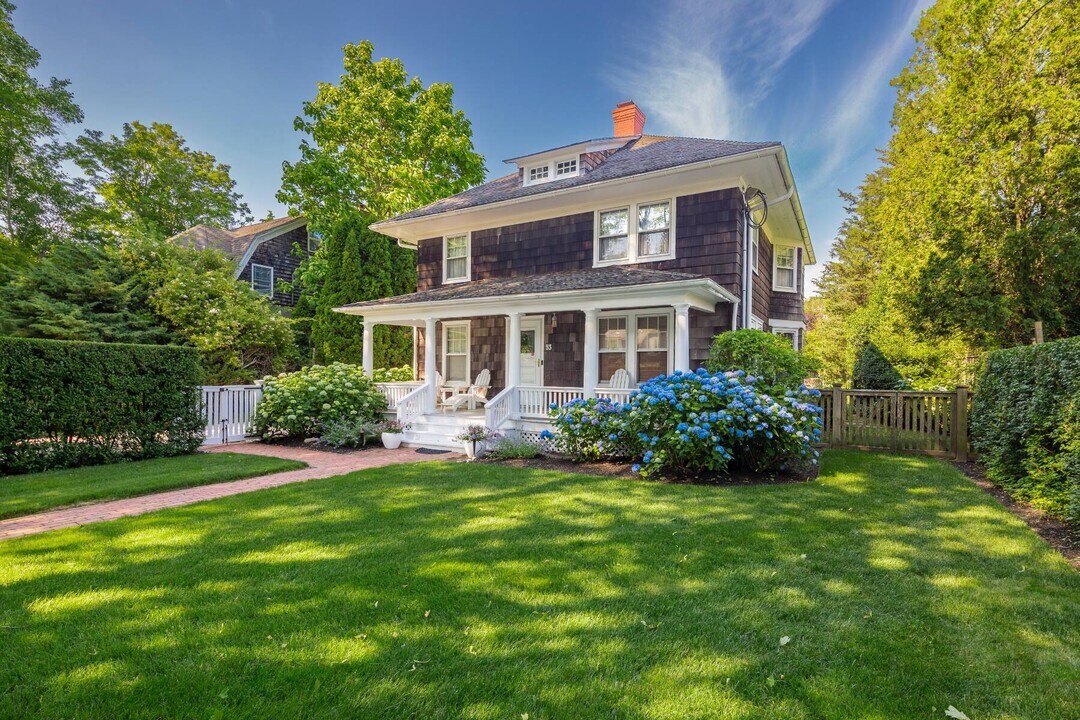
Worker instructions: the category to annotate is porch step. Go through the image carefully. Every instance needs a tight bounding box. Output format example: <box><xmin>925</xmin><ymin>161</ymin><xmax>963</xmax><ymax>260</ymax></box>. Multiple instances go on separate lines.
<box><xmin>398</xmin><ymin>412</ymin><xmax>480</xmax><ymax>451</ymax></box>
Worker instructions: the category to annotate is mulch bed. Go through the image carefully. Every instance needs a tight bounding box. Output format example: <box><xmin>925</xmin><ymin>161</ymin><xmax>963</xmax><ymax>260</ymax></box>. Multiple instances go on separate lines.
<box><xmin>484</xmin><ymin>455</ymin><xmax>817</xmax><ymax>486</ymax></box>
<box><xmin>953</xmin><ymin>461</ymin><xmax>1079</xmax><ymax>570</ymax></box>
<box><xmin>257</xmin><ymin>436</ymin><xmax>380</xmax><ymax>456</ymax></box>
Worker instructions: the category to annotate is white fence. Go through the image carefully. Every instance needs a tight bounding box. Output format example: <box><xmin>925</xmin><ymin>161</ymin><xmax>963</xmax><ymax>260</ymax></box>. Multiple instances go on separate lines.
<box><xmin>201</xmin><ymin>385</ymin><xmax>262</xmax><ymax>445</ymax></box>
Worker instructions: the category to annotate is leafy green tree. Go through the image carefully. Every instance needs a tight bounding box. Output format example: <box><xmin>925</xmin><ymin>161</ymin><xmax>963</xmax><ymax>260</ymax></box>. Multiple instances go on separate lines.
<box><xmin>74</xmin><ymin>121</ymin><xmax>252</xmax><ymax>240</ymax></box>
<box><xmin>308</xmin><ymin>216</ymin><xmax>413</xmax><ymax>366</ymax></box>
<box><xmin>279</xmin><ymin>40</ymin><xmax>480</xmax><ymax>364</ymax></box>
<box><xmin>0</xmin><ymin>0</ymin><xmax>91</xmax><ymax>255</ymax></box>
<box><xmin>881</xmin><ymin>0</ymin><xmax>1079</xmax><ymax>347</ymax></box>
<box><xmin>279</xmin><ymin>40</ymin><xmax>485</xmax><ymax>225</ymax></box>
<box><xmin>115</xmin><ymin>240</ymin><xmax>296</xmax><ymax>382</ymax></box>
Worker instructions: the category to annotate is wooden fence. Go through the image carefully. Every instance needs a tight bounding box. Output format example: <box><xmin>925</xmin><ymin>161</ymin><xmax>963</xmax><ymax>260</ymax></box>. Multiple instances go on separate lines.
<box><xmin>819</xmin><ymin>386</ymin><xmax>970</xmax><ymax>461</ymax></box>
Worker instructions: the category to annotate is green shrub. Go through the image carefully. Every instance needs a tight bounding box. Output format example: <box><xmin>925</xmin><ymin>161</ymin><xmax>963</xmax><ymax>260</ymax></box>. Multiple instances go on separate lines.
<box><xmin>706</xmin><ymin>329</ymin><xmax>817</xmax><ymax>392</ymax></box>
<box><xmin>970</xmin><ymin>336</ymin><xmax>1080</xmax><ymax>522</ymax></box>
<box><xmin>253</xmin><ymin>362</ymin><xmax>387</xmax><ymax>439</ymax></box>
<box><xmin>372</xmin><ymin>366</ymin><xmax>414</xmax><ymax>382</ymax></box>
<box><xmin>0</xmin><ymin>337</ymin><xmax>204</xmax><ymax>474</ymax></box>
<box><xmin>316</xmin><ymin>417</ymin><xmax>381</xmax><ymax>448</ymax></box>
<box><xmin>852</xmin><ymin>342</ymin><xmax>904</xmax><ymax>389</ymax></box>
<box><xmin>488</xmin><ymin>436</ymin><xmax>542</xmax><ymax>460</ymax></box>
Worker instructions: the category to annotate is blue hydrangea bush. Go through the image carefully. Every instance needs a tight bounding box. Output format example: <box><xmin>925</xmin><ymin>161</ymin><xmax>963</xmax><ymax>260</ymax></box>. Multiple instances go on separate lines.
<box><xmin>548</xmin><ymin>369</ymin><xmax>822</xmax><ymax>479</ymax></box>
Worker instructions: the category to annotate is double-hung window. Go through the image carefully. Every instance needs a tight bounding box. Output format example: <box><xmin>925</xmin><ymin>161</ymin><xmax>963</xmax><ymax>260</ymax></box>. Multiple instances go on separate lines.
<box><xmin>773</xmin><ymin>246</ymin><xmax>797</xmax><ymax>292</ymax></box>
<box><xmin>595</xmin><ymin>199</ymin><xmax>674</xmax><ymax>265</ymax></box>
<box><xmin>251</xmin><ymin>264</ymin><xmax>274</xmax><ymax>296</ymax></box>
<box><xmin>443</xmin><ymin>322</ymin><xmax>470</xmax><ymax>383</ymax></box>
<box><xmin>598</xmin><ymin>317</ymin><xmax>628</xmax><ymax>378</ymax></box>
<box><xmin>596</xmin><ymin>311</ymin><xmax>673</xmax><ymax>385</ymax></box>
<box><xmin>773</xmin><ymin>328</ymin><xmax>798</xmax><ymax>348</ymax></box>
<box><xmin>635</xmin><ymin>314</ymin><xmax>669</xmax><ymax>381</ymax></box>
<box><xmin>443</xmin><ymin>233</ymin><xmax>470</xmax><ymax>283</ymax></box>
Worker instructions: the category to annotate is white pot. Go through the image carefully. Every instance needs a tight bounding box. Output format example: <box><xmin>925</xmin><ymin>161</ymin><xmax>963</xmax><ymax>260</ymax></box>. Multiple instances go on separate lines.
<box><xmin>463</xmin><ymin>439</ymin><xmax>479</xmax><ymax>458</ymax></box>
<box><xmin>381</xmin><ymin>432</ymin><xmax>403</xmax><ymax>449</ymax></box>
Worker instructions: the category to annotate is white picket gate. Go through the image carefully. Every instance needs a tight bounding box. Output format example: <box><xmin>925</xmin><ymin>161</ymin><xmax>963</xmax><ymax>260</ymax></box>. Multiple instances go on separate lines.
<box><xmin>201</xmin><ymin>385</ymin><xmax>262</xmax><ymax>445</ymax></box>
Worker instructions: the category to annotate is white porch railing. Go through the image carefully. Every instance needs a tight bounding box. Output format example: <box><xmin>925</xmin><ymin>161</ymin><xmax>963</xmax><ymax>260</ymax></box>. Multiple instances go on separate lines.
<box><xmin>518</xmin><ymin>386</ymin><xmax>587</xmax><ymax>419</ymax></box>
<box><xmin>596</xmin><ymin>388</ymin><xmax>634</xmax><ymax>404</ymax></box>
<box><xmin>397</xmin><ymin>383</ymin><xmax>432</xmax><ymax>424</ymax></box>
<box><xmin>376</xmin><ymin>381</ymin><xmax>423</xmax><ymax>410</ymax></box>
<box><xmin>485</xmin><ymin>386</ymin><xmax>516</xmax><ymax>430</ymax></box>
<box><xmin>201</xmin><ymin>385</ymin><xmax>262</xmax><ymax>445</ymax></box>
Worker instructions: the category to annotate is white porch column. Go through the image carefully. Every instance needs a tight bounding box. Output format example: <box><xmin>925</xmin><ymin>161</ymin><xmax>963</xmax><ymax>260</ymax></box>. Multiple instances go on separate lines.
<box><xmin>362</xmin><ymin>320</ymin><xmax>374</xmax><ymax>377</ymax></box>
<box><xmin>507</xmin><ymin>312</ymin><xmax>522</xmax><ymax>388</ymax></box>
<box><xmin>424</xmin><ymin>317</ymin><xmax>438</xmax><ymax>413</ymax></box>
<box><xmin>583</xmin><ymin>308</ymin><xmax>599</xmax><ymax>398</ymax></box>
<box><xmin>674</xmin><ymin>303</ymin><xmax>691</xmax><ymax>372</ymax></box>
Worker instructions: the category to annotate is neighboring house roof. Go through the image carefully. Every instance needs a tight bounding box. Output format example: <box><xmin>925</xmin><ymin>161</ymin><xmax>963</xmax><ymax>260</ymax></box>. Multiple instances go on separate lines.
<box><xmin>340</xmin><ymin>267</ymin><xmax>708</xmax><ymax>308</ymax></box>
<box><xmin>386</xmin><ymin>136</ymin><xmax>780</xmax><ymax>223</ymax></box>
<box><xmin>169</xmin><ymin>216</ymin><xmax>305</xmax><ymax>261</ymax></box>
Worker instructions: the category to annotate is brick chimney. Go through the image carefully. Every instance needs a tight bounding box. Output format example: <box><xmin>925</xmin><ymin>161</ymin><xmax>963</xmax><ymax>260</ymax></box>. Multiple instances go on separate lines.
<box><xmin>612</xmin><ymin>101</ymin><xmax>646</xmax><ymax>137</ymax></box>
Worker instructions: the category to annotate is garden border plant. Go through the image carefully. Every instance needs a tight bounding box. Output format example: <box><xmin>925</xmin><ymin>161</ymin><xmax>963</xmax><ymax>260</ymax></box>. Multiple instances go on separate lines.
<box><xmin>252</xmin><ymin>362</ymin><xmax>387</xmax><ymax>440</ymax></box>
<box><xmin>547</xmin><ymin>368</ymin><xmax>822</xmax><ymax>481</ymax></box>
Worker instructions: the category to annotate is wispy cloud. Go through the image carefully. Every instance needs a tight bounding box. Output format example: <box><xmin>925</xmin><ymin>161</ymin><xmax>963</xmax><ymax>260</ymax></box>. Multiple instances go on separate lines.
<box><xmin>610</xmin><ymin>0</ymin><xmax>835</xmax><ymax>138</ymax></box>
<box><xmin>812</xmin><ymin>0</ymin><xmax>931</xmax><ymax>185</ymax></box>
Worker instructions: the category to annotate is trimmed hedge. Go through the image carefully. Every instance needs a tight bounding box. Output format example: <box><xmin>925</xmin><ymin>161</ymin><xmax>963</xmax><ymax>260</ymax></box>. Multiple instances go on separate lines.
<box><xmin>0</xmin><ymin>337</ymin><xmax>204</xmax><ymax>474</ymax></box>
<box><xmin>970</xmin><ymin>336</ymin><xmax>1080</xmax><ymax>523</ymax></box>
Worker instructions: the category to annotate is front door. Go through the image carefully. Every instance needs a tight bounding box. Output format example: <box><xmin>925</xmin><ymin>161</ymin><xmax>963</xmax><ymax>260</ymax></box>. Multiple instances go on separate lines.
<box><xmin>518</xmin><ymin>318</ymin><xmax>544</xmax><ymax>386</ymax></box>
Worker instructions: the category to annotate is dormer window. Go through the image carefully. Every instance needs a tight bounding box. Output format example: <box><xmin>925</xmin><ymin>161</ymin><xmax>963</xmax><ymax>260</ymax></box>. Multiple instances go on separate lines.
<box><xmin>523</xmin><ymin>156</ymin><xmax>580</xmax><ymax>186</ymax></box>
<box><xmin>528</xmin><ymin>164</ymin><xmax>549</xmax><ymax>183</ymax></box>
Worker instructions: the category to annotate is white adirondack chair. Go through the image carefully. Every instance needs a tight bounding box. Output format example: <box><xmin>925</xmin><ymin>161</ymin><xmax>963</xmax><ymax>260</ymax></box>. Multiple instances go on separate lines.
<box><xmin>445</xmin><ymin>369</ymin><xmax>491</xmax><ymax>411</ymax></box>
<box><xmin>608</xmin><ymin>368</ymin><xmax>632</xmax><ymax>389</ymax></box>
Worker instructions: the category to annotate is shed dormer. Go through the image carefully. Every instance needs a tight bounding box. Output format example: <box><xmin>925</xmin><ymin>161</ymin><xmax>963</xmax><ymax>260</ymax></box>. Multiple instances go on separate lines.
<box><xmin>507</xmin><ymin>102</ymin><xmax>647</xmax><ymax>187</ymax></box>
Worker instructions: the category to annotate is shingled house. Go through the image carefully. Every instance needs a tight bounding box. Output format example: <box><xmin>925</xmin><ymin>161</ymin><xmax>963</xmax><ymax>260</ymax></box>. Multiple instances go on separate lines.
<box><xmin>169</xmin><ymin>216</ymin><xmax>316</xmax><ymax>308</ymax></box>
<box><xmin>339</xmin><ymin>102</ymin><xmax>814</xmax><ymax>448</ymax></box>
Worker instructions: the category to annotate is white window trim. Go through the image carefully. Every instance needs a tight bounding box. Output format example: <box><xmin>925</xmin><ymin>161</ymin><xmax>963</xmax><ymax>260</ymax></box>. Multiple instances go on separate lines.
<box><xmin>596</xmin><ymin>309</ymin><xmax>674</xmax><ymax>385</ymax></box>
<box><xmin>523</xmin><ymin>155</ymin><xmax>581</xmax><ymax>186</ymax></box>
<box><xmin>307</xmin><ymin>230</ymin><xmax>322</xmax><ymax>253</ymax></box>
<box><xmin>442</xmin><ymin>232</ymin><xmax>471</xmax><ymax>285</ymax></box>
<box><xmin>593</xmin><ymin>197</ymin><xmax>677</xmax><ymax>267</ymax></box>
<box><xmin>750</xmin><ymin>314</ymin><xmax>764</xmax><ymax>331</ymax></box>
<box><xmin>751</xmin><ymin>227</ymin><xmax>759</xmax><ymax>274</ymax></box>
<box><xmin>251</xmin><ymin>263</ymin><xmax>274</xmax><ymax>296</ymax></box>
<box><xmin>772</xmin><ymin>245</ymin><xmax>798</xmax><ymax>293</ymax></box>
<box><xmin>441</xmin><ymin>320</ymin><xmax>471</xmax><ymax>384</ymax></box>
<box><xmin>769</xmin><ymin>319</ymin><xmax>805</xmax><ymax>351</ymax></box>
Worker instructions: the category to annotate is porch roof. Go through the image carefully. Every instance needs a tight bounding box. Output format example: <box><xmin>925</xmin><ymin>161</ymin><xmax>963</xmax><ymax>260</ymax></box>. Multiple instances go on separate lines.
<box><xmin>335</xmin><ymin>267</ymin><xmax>738</xmax><ymax>325</ymax></box>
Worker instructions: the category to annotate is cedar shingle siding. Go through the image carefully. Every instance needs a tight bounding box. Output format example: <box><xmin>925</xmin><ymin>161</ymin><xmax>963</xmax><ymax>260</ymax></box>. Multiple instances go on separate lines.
<box><xmin>236</xmin><ymin>226</ymin><xmax>311</xmax><ymax>307</ymax></box>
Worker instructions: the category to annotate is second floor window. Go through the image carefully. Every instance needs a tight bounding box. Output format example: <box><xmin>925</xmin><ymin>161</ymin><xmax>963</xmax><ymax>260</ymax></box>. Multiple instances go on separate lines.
<box><xmin>556</xmin><ymin>159</ymin><xmax>577</xmax><ymax>176</ymax></box>
<box><xmin>251</xmin><ymin>264</ymin><xmax>274</xmax><ymax>296</ymax></box>
<box><xmin>444</xmin><ymin>233</ymin><xmax>470</xmax><ymax>283</ymax></box>
<box><xmin>773</xmin><ymin>246</ymin><xmax>797</xmax><ymax>292</ymax></box>
<box><xmin>528</xmin><ymin>165</ymin><xmax>549</xmax><ymax>183</ymax></box>
<box><xmin>596</xmin><ymin>199</ymin><xmax>674</xmax><ymax>266</ymax></box>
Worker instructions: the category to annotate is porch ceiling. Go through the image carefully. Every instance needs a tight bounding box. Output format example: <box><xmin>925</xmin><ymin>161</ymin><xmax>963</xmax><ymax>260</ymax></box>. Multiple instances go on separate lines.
<box><xmin>335</xmin><ymin>268</ymin><xmax>737</xmax><ymax>325</ymax></box>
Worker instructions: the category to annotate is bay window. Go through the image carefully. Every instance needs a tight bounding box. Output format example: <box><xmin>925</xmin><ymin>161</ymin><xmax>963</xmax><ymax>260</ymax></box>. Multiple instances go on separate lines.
<box><xmin>595</xmin><ymin>198</ymin><xmax>675</xmax><ymax>266</ymax></box>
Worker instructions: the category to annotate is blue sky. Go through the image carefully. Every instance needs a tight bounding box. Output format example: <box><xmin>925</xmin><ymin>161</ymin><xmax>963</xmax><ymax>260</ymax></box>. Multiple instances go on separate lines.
<box><xmin>16</xmin><ymin>0</ymin><xmax>930</xmax><ymax>292</ymax></box>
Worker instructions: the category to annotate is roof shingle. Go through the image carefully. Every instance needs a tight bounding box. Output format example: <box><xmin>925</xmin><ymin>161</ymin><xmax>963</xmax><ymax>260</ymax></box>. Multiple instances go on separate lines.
<box><xmin>384</xmin><ymin>136</ymin><xmax>779</xmax><ymax>223</ymax></box>
<box><xmin>169</xmin><ymin>216</ymin><xmax>304</xmax><ymax>259</ymax></box>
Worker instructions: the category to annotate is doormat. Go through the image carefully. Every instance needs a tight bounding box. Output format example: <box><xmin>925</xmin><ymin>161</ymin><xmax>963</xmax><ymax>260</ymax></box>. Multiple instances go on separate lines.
<box><xmin>416</xmin><ymin>448</ymin><xmax>451</xmax><ymax>454</ymax></box>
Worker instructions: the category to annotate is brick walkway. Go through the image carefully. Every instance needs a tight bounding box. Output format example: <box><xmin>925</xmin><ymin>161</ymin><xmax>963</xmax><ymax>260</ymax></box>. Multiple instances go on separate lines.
<box><xmin>0</xmin><ymin>442</ymin><xmax>457</xmax><ymax>541</ymax></box>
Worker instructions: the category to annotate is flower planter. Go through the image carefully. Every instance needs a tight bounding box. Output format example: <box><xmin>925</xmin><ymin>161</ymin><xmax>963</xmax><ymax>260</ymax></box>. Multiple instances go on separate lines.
<box><xmin>463</xmin><ymin>440</ymin><xmax>479</xmax><ymax>459</ymax></box>
<box><xmin>381</xmin><ymin>432</ymin><xmax>403</xmax><ymax>449</ymax></box>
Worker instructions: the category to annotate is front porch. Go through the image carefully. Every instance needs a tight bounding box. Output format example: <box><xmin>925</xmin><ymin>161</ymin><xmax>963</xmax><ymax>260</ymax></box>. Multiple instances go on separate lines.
<box><xmin>339</xmin><ymin>268</ymin><xmax>739</xmax><ymax>448</ymax></box>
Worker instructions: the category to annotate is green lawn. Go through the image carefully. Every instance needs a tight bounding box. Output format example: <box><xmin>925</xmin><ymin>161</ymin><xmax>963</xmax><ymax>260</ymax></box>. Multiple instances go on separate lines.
<box><xmin>0</xmin><ymin>452</ymin><xmax>305</xmax><ymax>519</ymax></box>
<box><xmin>0</xmin><ymin>451</ymin><xmax>1076</xmax><ymax>719</ymax></box>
